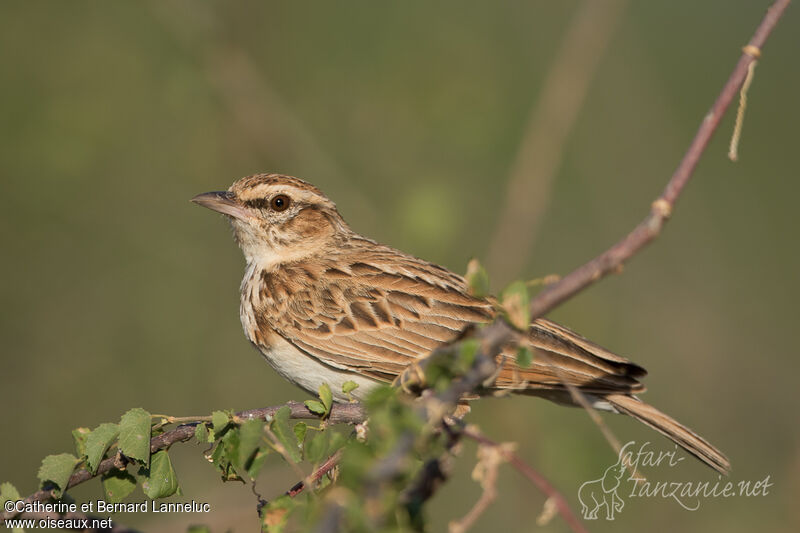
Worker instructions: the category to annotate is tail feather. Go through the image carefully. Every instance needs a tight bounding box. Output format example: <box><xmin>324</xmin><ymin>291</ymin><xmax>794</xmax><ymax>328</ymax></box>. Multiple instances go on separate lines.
<box><xmin>606</xmin><ymin>394</ymin><xmax>730</xmax><ymax>474</ymax></box>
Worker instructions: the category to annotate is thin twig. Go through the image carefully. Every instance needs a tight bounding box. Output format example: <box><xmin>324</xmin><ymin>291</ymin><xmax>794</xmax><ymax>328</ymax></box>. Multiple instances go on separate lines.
<box><xmin>448</xmin><ymin>439</ymin><xmax>509</xmax><ymax>533</ymax></box>
<box><xmin>526</xmin><ymin>0</ymin><xmax>791</xmax><ymax>320</ymax></box>
<box><xmin>286</xmin><ymin>450</ymin><xmax>343</xmax><ymax>498</ymax></box>
<box><xmin>263</xmin><ymin>426</ymin><xmax>308</xmax><ymax>483</ymax></box>
<box><xmin>460</xmin><ymin>426</ymin><xmax>589</xmax><ymax>533</ymax></box>
<box><xmin>535</xmin><ymin>350</ymin><xmax>622</xmax><ymax>455</ymax></box>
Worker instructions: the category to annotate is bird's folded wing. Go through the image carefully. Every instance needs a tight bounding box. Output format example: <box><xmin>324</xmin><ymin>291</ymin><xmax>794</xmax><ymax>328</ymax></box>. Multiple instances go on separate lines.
<box><xmin>266</xmin><ymin>254</ymin><xmax>647</xmax><ymax>393</ymax></box>
<box><xmin>493</xmin><ymin>318</ymin><xmax>648</xmax><ymax>395</ymax></box>
<box><xmin>267</xmin><ymin>258</ymin><xmax>495</xmax><ymax>382</ymax></box>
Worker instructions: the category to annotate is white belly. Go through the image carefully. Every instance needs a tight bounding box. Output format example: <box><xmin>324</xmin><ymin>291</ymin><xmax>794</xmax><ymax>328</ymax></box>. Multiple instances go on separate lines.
<box><xmin>253</xmin><ymin>335</ymin><xmax>381</xmax><ymax>402</ymax></box>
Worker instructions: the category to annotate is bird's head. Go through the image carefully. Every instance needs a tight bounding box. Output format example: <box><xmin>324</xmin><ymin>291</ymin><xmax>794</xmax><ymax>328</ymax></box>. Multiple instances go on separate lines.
<box><xmin>192</xmin><ymin>174</ymin><xmax>349</xmax><ymax>266</ymax></box>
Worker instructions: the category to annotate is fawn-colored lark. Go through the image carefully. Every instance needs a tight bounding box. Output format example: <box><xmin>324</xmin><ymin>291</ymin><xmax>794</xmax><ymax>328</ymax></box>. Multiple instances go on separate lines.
<box><xmin>192</xmin><ymin>173</ymin><xmax>729</xmax><ymax>473</ymax></box>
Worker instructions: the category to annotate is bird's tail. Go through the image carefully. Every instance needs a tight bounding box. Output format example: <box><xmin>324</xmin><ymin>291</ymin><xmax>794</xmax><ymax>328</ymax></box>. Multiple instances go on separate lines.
<box><xmin>606</xmin><ymin>394</ymin><xmax>730</xmax><ymax>474</ymax></box>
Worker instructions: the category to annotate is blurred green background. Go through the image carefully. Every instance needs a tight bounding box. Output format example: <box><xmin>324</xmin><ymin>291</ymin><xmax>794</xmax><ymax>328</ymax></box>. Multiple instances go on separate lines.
<box><xmin>1</xmin><ymin>1</ymin><xmax>798</xmax><ymax>531</ymax></box>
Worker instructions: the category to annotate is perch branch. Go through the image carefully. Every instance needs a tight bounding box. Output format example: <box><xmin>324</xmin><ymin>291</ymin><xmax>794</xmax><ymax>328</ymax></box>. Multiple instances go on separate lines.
<box><xmin>1</xmin><ymin>402</ymin><xmax>365</xmax><ymax>523</ymax></box>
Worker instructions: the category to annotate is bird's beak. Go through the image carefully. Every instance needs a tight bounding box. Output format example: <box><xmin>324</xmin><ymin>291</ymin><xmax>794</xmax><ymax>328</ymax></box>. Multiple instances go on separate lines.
<box><xmin>190</xmin><ymin>191</ymin><xmax>249</xmax><ymax>221</ymax></box>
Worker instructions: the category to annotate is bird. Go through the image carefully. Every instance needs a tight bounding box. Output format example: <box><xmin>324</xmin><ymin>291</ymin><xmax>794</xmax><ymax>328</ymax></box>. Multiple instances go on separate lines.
<box><xmin>192</xmin><ymin>173</ymin><xmax>729</xmax><ymax>474</ymax></box>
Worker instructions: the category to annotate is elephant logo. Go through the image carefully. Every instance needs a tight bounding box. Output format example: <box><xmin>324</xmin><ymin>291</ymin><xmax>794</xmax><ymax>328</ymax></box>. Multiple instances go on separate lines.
<box><xmin>578</xmin><ymin>455</ymin><xmax>627</xmax><ymax>520</ymax></box>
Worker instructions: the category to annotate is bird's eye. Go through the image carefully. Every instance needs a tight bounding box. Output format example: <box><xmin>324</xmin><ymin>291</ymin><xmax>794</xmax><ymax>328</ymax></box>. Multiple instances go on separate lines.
<box><xmin>270</xmin><ymin>194</ymin><xmax>290</xmax><ymax>211</ymax></box>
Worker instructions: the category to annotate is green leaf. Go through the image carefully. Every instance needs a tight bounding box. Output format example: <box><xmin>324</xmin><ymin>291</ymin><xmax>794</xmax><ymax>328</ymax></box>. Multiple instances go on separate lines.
<box><xmin>211</xmin><ymin>410</ymin><xmax>231</xmax><ymax>438</ymax></box>
<box><xmin>342</xmin><ymin>380</ymin><xmax>359</xmax><ymax>395</ymax></box>
<box><xmin>219</xmin><ymin>428</ymin><xmax>240</xmax><ymax>473</ymax></box>
<box><xmin>458</xmin><ymin>339</ymin><xmax>480</xmax><ymax>371</ymax></box>
<box><xmin>187</xmin><ymin>526</ymin><xmax>212</xmax><ymax>533</ymax></box>
<box><xmin>293</xmin><ymin>422</ymin><xmax>307</xmax><ymax>448</ymax></box>
<box><xmin>329</xmin><ymin>431</ymin><xmax>348</xmax><ymax>453</ymax></box>
<box><xmin>119</xmin><ymin>408</ymin><xmax>152</xmax><ymax>466</ymax></box>
<box><xmin>237</xmin><ymin>419</ymin><xmax>264</xmax><ymax>472</ymax></box>
<box><xmin>1</xmin><ymin>484</ymin><xmax>23</xmax><ymax>533</ymax></box>
<box><xmin>71</xmin><ymin>427</ymin><xmax>91</xmax><ymax>458</ymax></box>
<box><xmin>304</xmin><ymin>400</ymin><xmax>326</xmax><ymax>416</ymax></box>
<box><xmin>338</xmin><ymin>441</ymin><xmax>373</xmax><ymax>490</ymax></box>
<box><xmin>318</xmin><ymin>383</ymin><xmax>333</xmax><ymax>414</ymax></box>
<box><xmin>194</xmin><ymin>422</ymin><xmax>210</xmax><ymax>444</ymax></box>
<box><xmin>516</xmin><ymin>346</ymin><xmax>534</xmax><ymax>368</ymax></box>
<box><xmin>210</xmin><ymin>438</ymin><xmax>241</xmax><ymax>482</ymax></box>
<box><xmin>101</xmin><ymin>470</ymin><xmax>137</xmax><ymax>503</ymax></box>
<box><xmin>260</xmin><ymin>495</ymin><xmax>295</xmax><ymax>533</ymax></box>
<box><xmin>141</xmin><ymin>450</ymin><xmax>180</xmax><ymax>499</ymax></box>
<box><xmin>86</xmin><ymin>423</ymin><xmax>120</xmax><ymax>474</ymax></box>
<box><xmin>501</xmin><ymin>280</ymin><xmax>531</xmax><ymax>330</ymax></box>
<box><xmin>465</xmin><ymin>258</ymin><xmax>490</xmax><ymax>298</ymax></box>
<box><xmin>364</xmin><ymin>385</ymin><xmax>394</xmax><ymax>410</ymax></box>
<box><xmin>271</xmin><ymin>406</ymin><xmax>301</xmax><ymax>463</ymax></box>
<box><xmin>422</xmin><ymin>347</ymin><xmax>461</xmax><ymax>390</ymax></box>
<box><xmin>305</xmin><ymin>430</ymin><xmax>329</xmax><ymax>465</ymax></box>
<box><xmin>1</xmin><ymin>481</ymin><xmax>21</xmax><ymax>504</ymax></box>
<box><xmin>37</xmin><ymin>454</ymin><xmax>79</xmax><ymax>497</ymax></box>
<box><xmin>249</xmin><ymin>448</ymin><xmax>271</xmax><ymax>479</ymax></box>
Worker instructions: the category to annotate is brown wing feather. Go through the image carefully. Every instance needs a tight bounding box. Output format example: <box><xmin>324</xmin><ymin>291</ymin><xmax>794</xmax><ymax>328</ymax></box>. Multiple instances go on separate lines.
<box><xmin>265</xmin><ymin>248</ymin><xmax>494</xmax><ymax>381</ymax></box>
<box><xmin>264</xmin><ymin>244</ymin><xmax>648</xmax><ymax>398</ymax></box>
<box><xmin>492</xmin><ymin>318</ymin><xmax>647</xmax><ymax>395</ymax></box>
